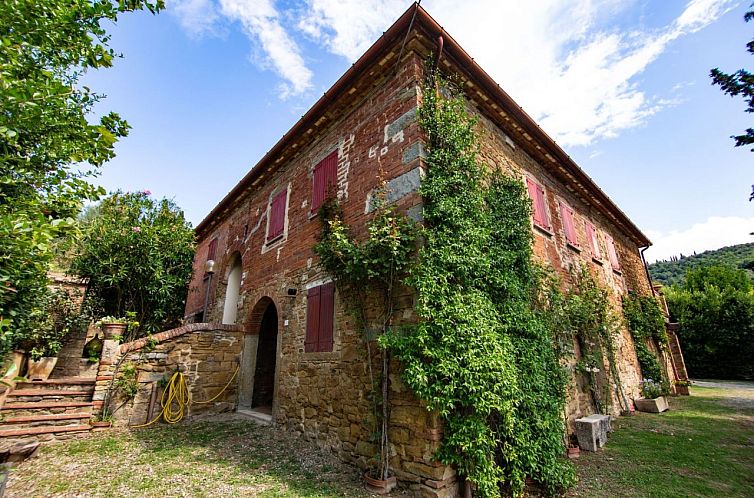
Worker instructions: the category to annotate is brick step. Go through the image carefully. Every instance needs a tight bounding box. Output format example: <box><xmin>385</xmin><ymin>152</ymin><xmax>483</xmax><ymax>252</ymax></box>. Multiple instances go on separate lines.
<box><xmin>8</xmin><ymin>389</ymin><xmax>92</xmax><ymax>397</ymax></box>
<box><xmin>3</xmin><ymin>413</ymin><xmax>92</xmax><ymax>425</ymax></box>
<box><xmin>0</xmin><ymin>424</ymin><xmax>91</xmax><ymax>438</ymax></box>
<box><xmin>15</xmin><ymin>378</ymin><xmax>96</xmax><ymax>391</ymax></box>
<box><xmin>2</xmin><ymin>401</ymin><xmax>92</xmax><ymax>418</ymax></box>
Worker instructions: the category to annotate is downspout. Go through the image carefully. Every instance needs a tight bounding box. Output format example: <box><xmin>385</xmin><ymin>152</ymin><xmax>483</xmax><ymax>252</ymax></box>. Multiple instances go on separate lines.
<box><xmin>434</xmin><ymin>34</ymin><xmax>444</xmax><ymax>71</ymax></box>
<box><xmin>640</xmin><ymin>246</ymin><xmax>655</xmax><ymax>296</ymax></box>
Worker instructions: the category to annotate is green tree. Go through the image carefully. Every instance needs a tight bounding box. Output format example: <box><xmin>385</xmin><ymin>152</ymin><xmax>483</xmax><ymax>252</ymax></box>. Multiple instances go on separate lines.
<box><xmin>710</xmin><ymin>4</ymin><xmax>754</xmax><ymax>152</ymax></box>
<box><xmin>0</xmin><ymin>0</ymin><xmax>163</xmax><ymax>355</ymax></box>
<box><xmin>666</xmin><ymin>265</ymin><xmax>754</xmax><ymax>379</ymax></box>
<box><xmin>70</xmin><ymin>191</ymin><xmax>194</xmax><ymax>335</ymax></box>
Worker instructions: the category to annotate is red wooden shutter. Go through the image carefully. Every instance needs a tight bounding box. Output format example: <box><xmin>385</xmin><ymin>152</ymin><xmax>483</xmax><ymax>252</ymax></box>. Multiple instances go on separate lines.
<box><xmin>311</xmin><ymin>151</ymin><xmax>338</xmax><ymax>214</ymax></box>
<box><xmin>605</xmin><ymin>234</ymin><xmax>620</xmax><ymax>271</ymax></box>
<box><xmin>560</xmin><ymin>202</ymin><xmax>578</xmax><ymax>246</ymax></box>
<box><xmin>318</xmin><ymin>282</ymin><xmax>335</xmax><ymax>352</ymax></box>
<box><xmin>536</xmin><ymin>184</ymin><xmax>550</xmax><ymax>230</ymax></box>
<box><xmin>305</xmin><ymin>286</ymin><xmax>321</xmax><ymax>352</ymax></box>
<box><xmin>585</xmin><ymin>222</ymin><xmax>601</xmax><ymax>259</ymax></box>
<box><xmin>207</xmin><ymin>237</ymin><xmax>218</xmax><ymax>261</ymax></box>
<box><xmin>526</xmin><ymin>178</ymin><xmax>544</xmax><ymax>227</ymax></box>
<box><xmin>267</xmin><ymin>189</ymin><xmax>287</xmax><ymax>241</ymax></box>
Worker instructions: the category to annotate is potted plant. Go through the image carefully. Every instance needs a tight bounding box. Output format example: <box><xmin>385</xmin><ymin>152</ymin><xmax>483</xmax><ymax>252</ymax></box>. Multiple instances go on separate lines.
<box><xmin>96</xmin><ymin>313</ymin><xmax>139</xmax><ymax>341</ymax></box>
<box><xmin>674</xmin><ymin>379</ymin><xmax>691</xmax><ymax>396</ymax></box>
<box><xmin>634</xmin><ymin>378</ymin><xmax>670</xmax><ymax>413</ymax></box>
<box><xmin>90</xmin><ymin>413</ymin><xmax>113</xmax><ymax>428</ymax></box>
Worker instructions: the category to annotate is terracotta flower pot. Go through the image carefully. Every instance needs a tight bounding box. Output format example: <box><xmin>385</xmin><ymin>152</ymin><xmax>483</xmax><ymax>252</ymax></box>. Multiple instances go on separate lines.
<box><xmin>675</xmin><ymin>385</ymin><xmax>690</xmax><ymax>396</ymax></box>
<box><xmin>364</xmin><ymin>473</ymin><xmax>397</xmax><ymax>495</ymax></box>
<box><xmin>567</xmin><ymin>446</ymin><xmax>581</xmax><ymax>459</ymax></box>
<box><xmin>27</xmin><ymin>357</ymin><xmax>58</xmax><ymax>381</ymax></box>
<box><xmin>90</xmin><ymin>421</ymin><xmax>112</xmax><ymax>428</ymax></box>
<box><xmin>101</xmin><ymin>322</ymin><xmax>127</xmax><ymax>340</ymax></box>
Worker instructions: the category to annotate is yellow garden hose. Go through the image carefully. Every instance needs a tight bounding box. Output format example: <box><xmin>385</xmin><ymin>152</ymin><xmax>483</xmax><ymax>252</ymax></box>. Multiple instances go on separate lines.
<box><xmin>131</xmin><ymin>366</ymin><xmax>239</xmax><ymax>428</ymax></box>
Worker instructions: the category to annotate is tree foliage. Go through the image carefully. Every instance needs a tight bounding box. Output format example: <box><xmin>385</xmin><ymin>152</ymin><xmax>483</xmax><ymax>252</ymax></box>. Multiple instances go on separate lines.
<box><xmin>0</xmin><ymin>0</ymin><xmax>162</xmax><ymax>356</ymax></box>
<box><xmin>70</xmin><ymin>191</ymin><xmax>194</xmax><ymax>335</ymax></box>
<box><xmin>666</xmin><ymin>264</ymin><xmax>754</xmax><ymax>379</ymax></box>
<box><xmin>386</xmin><ymin>72</ymin><xmax>574</xmax><ymax>497</ymax></box>
<box><xmin>710</xmin><ymin>4</ymin><xmax>754</xmax><ymax>151</ymax></box>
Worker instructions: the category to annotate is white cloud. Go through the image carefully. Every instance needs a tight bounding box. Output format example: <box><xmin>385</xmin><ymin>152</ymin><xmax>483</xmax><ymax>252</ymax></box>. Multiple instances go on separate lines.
<box><xmin>645</xmin><ymin>216</ymin><xmax>754</xmax><ymax>263</ymax></box>
<box><xmin>169</xmin><ymin>0</ymin><xmax>224</xmax><ymax>37</ymax></box>
<box><xmin>220</xmin><ymin>0</ymin><xmax>313</xmax><ymax>97</ymax></box>
<box><xmin>168</xmin><ymin>0</ymin><xmax>735</xmax><ymax>124</ymax></box>
<box><xmin>297</xmin><ymin>0</ymin><xmax>736</xmax><ymax>145</ymax></box>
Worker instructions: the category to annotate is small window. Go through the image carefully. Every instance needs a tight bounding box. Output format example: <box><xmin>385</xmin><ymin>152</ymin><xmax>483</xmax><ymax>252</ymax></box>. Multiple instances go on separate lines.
<box><xmin>605</xmin><ymin>234</ymin><xmax>621</xmax><ymax>271</ymax></box>
<box><xmin>305</xmin><ymin>282</ymin><xmax>335</xmax><ymax>352</ymax></box>
<box><xmin>311</xmin><ymin>151</ymin><xmax>338</xmax><ymax>214</ymax></box>
<box><xmin>585</xmin><ymin>222</ymin><xmax>602</xmax><ymax>260</ymax></box>
<box><xmin>526</xmin><ymin>177</ymin><xmax>550</xmax><ymax>231</ymax></box>
<box><xmin>267</xmin><ymin>189</ymin><xmax>287</xmax><ymax>242</ymax></box>
<box><xmin>207</xmin><ymin>237</ymin><xmax>218</xmax><ymax>261</ymax></box>
<box><xmin>559</xmin><ymin>201</ymin><xmax>579</xmax><ymax>247</ymax></box>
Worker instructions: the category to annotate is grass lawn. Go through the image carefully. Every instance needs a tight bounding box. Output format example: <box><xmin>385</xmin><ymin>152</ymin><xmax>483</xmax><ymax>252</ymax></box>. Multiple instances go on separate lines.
<box><xmin>5</xmin><ymin>415</ymin><xmax>372</xmax><ymax>497</ymax></box>
<box><xmin>5</xmin><ymin>385</ymin><xmax>753</xmax><ymax>497</ymax></box>
<box><xmin>569</xmin><ymin>384</ymin><xmax>754</xmax><ymax>497</ymax></box>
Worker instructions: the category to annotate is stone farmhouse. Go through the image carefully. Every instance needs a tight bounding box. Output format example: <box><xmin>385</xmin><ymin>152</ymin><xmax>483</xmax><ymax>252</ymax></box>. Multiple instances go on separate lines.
<box><xmin>180</xmin><ymin>4</ymin><xmax>686</xmax><ymax>495</ymax></box>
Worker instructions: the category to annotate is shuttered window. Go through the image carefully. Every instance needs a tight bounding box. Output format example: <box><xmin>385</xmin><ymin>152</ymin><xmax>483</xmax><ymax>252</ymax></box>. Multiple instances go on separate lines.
<box><xmin>605</xmin><ymin>234</ymin><xmax>621</xmax><ymax>271</ymax></box>
<box><xmin>267</xmin><ymin>189</ymin><xmax>287</xmax><ymax>242</ymax></box>
<box><xmin>559</xmin><ymin>202</ymin><xmax>578</xmax><ymax>247</ymax></box>
<box><xmin>526</xmin><ymin>178</ymin><xmax>550</xmax><ymax>231</ymax></box>
<box><xmin>305</xmin><ymin>282</ymin><xmax>335</xmax><ymax>352</ymax></box>
<box><xmin>585</xmin><ymin>222</ymin><xmax>601</xmax><ymax>260</ymax></box>
<box><xmin>207</xmin><ymin>237</ymin><xmax>218</xmax><ymax>261</ymax></box>
<box><xmin>311</xmin><ymin>151</ymin><xmax>338</xmax><ymax>214</ymax></box>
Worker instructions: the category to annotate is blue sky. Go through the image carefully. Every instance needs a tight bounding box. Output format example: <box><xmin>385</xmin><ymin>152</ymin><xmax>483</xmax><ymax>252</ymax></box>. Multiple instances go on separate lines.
<box><xmin>85</xmin><ymin>0</ymin><xmax>752</xmax><ymax>262</ymax></box>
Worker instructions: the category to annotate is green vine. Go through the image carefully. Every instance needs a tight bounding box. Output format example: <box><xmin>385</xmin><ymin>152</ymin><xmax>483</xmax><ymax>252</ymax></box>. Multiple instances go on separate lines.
<box><xmin>623</xmin><ymin>293</ymin><xmax>669</xmax><ymax>390</ymax></box>
<box><xmin>385</xmin><ymin>70</ymin><xmax>574</xmax><ymax>497</ymax></box>
<box><xmin>314</xmin><ymin>195</ymin><xmax>418</xmax><ymax>481</ymax></box>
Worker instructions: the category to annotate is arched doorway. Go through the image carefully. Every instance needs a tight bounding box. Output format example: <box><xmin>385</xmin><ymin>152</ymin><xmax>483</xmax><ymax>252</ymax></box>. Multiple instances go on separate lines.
<box><xmin>222</xmin><ymin>254</ymin><xmax>242</xmax><ymax>325</ymax></box>
<box><xmin>251</xmin><ymin>302</ymin><xmax>277</xmax><ymax>411</ymax></box>
<box><xmin>238</xmin><ymin>297</ymin><xmax>279</xmax><ymax>421</ymax></box>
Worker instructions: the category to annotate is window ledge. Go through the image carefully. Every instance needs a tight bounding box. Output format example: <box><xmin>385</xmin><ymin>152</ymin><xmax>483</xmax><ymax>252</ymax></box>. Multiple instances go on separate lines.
<box><xmin>566</xmin><ymin>242</ymin><xmax>581</xmax><ymax>253</ymax></box>
<box><xmin>612</xmin><ymin>267</ymin><xmax>622</xmax><ymax>275</ymax></box>
<box><xmin>265</xmin><ymin>234</ymin><xmax>284</xmax><ymax>246</ymax></box>
<box><xmin>533</xmin><ymin>224</ymin><xmax>554</xmax><ymax>237</ymax></box>
<box><xmin>302</xmin><ymin>351</ymin><xmax>339</xmax><ymax>361</ymax></box>
<box><xmin>592</xmin><ymin>257</ymin><xmax>604</xmax><ymax>265</ymax></box>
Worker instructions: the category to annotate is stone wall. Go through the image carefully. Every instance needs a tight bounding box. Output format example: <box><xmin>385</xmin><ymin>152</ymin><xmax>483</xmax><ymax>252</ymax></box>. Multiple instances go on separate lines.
<box><xmin>92</xmin><ymin>323</ymin><xmax>243</xmax><ymax>426</ymax></box>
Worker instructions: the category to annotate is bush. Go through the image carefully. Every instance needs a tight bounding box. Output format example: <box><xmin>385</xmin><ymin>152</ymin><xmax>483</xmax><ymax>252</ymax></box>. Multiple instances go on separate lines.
<box><xmin>70</xmin><ymin>191</ymin><xmax>195</xmax><ymax>335</ymax></box>
<box><xmin>666</xmin><ymin>265</ymin><xmax>754</xmax><ymax>379</ymax></box>
<box><xmin>20</xmin><ymin>288</ymin><xmax>90</xmax><ymax>360</ymax></box>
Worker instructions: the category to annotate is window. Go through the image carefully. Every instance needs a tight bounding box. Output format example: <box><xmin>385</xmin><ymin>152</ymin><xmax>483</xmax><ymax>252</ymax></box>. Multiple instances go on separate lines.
<box><xmin>585</xmin><ymin>222</ymin><xmax>602</xmax><ymax>260</ymax></box>
<box><xmin>311</xmin><ymin>151</ymin><xmax>338</xmax><ymax>214</ymax></box>
<box><xmin>207</xmin><ymin>237</ymin><xmax>218</xmax><ymax>261</ymax></box>
<box><xmin>559</xmin><ymin>201</ymin><xmax>579</xmax><ymax>248</ymax></box>
<box><xmin>605</xmin><ymin>234</ymin><xmax>621</xmax><ymax>271</ymax></box>
<box><xmin>526</xmin><ymin>177</ymin><xmax>550</xmax><ymax>231</ymax></box>
<box><xmin>305</xmin><ymin>282</ymin><xmax>335</xmax><ymax>352</ymax></box>
<box><xmin>267</xmin><ymin>188</ymin><xmax>287</xmax><ymax>242</ymax></box>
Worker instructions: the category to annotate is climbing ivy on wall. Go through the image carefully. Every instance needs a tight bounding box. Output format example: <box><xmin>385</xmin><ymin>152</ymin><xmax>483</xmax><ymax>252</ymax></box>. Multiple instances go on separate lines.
<box><xmin>386</xmin><ymin>70</ymin><xmax>574</xmax><ymax>497</ymax></box>
<box><xmin>623</xmin><ymin>293</ymin><xmax>669</xmax><ymax>385</ymax></box>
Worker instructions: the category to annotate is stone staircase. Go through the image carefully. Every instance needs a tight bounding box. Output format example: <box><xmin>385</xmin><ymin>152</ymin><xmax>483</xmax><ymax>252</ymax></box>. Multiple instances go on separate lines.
<box><xmin>0</xmin><ymin>378</ymin><xmax>96</xmax><ymax>448</ymax></box>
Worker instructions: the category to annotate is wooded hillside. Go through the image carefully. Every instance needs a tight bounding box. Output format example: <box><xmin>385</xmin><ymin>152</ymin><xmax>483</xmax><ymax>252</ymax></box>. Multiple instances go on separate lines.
<box><xmin>649</xmin><ymin>242</ymin><xmax>754</xmax><ymax>286</ymax></box>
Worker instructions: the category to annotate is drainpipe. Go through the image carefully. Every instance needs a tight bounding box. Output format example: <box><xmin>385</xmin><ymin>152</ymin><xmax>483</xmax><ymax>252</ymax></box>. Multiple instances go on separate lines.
<box><xmin>434</xmin><ymin>34</ymin><xmax>444</xmax><ymax>71</ymax></box>
<box><xmin>639</xmin><ymin>246</ymin><xmax>655</xmax><ymax>296</ymax></box>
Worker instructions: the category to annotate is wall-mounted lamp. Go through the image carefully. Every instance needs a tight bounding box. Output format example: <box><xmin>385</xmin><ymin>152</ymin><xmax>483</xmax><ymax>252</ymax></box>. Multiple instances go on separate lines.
<box><xmin>202</xmin><ymin>259</ymin><xmax>216</xmax><ymax>322</ymax></box>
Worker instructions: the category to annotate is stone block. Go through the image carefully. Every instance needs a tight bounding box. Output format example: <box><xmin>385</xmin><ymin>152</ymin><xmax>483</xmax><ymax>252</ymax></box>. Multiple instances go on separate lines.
<box><xmin>634</xmin><ymin>396</ymin><xmax>669</xmax><ymax>413</ymax></box>
<box><xmin>575</xmin><ymin>414</ymin><xmax>610</xmax><ymax>452</ymax></box>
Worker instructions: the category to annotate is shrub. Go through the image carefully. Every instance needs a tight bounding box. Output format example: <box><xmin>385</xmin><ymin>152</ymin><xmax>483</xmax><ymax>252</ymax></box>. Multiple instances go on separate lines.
<box><xmin>70</xmin><ymin>191</ymin><xmax>194</xmax><ymax>335</ymax></box>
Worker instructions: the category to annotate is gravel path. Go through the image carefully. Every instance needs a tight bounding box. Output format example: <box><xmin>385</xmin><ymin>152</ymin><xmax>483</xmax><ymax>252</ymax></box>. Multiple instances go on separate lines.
<box><xmin>692</xmin><ymin>379</ymin><xmax>754</xmax><ymax>411</ymax></box>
